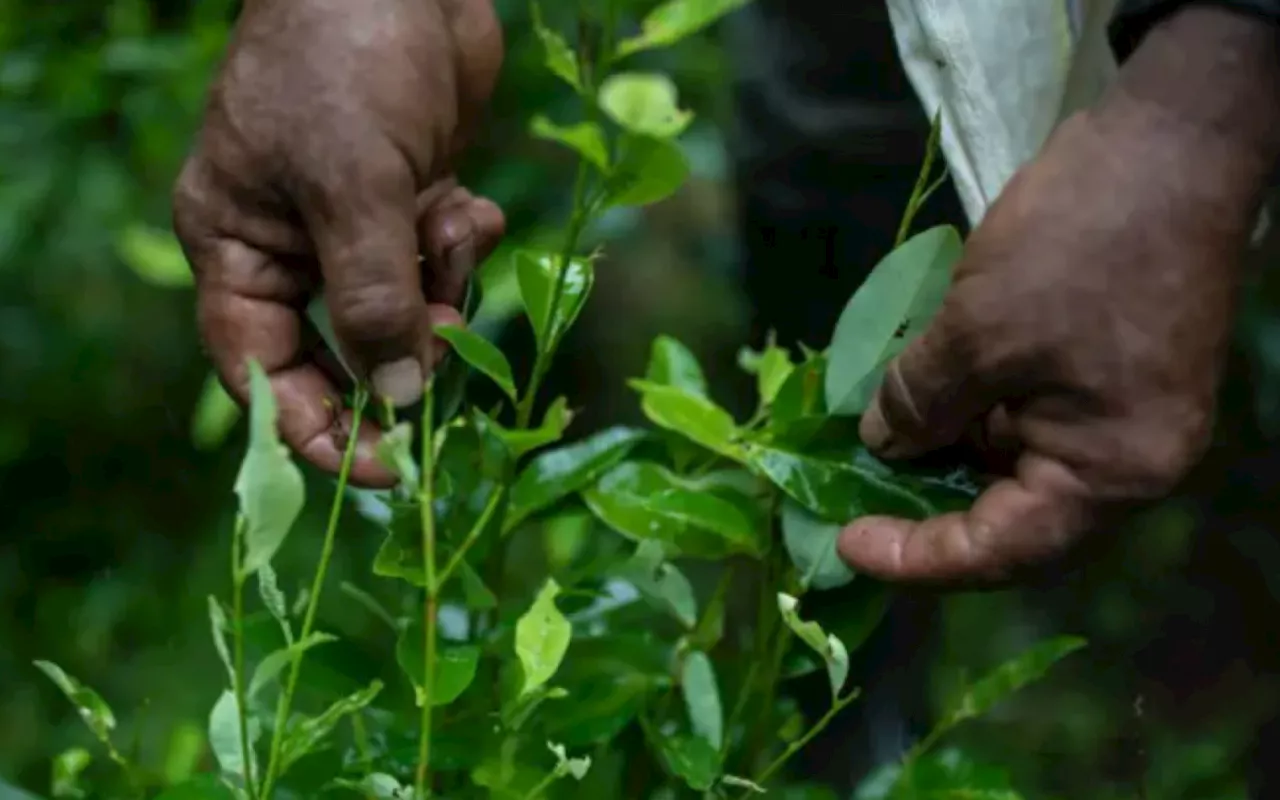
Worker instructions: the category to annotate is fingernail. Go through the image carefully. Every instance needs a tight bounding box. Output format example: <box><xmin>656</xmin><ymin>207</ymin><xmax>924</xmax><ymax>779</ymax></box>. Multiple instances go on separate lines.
<box><xmin>371</xmin><ymin>358</ymin><xmax>424</xmax><ymax>408</ymax></box>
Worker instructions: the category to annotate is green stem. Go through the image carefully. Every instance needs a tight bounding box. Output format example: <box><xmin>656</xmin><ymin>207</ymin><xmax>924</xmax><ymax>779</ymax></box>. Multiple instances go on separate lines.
<box><xmin>520</xmin><ymin>771</ymin><xmax>561</xmax><ymax>800</ymax></box>
<box><xmin>894</xmin><ymin>106</ymin><xmax>944</xmax><ymax>247</ymax></box>
<box><xmin>259</xmin><ymin>391</ymin><xmax>367</xmax><ymax>798</ymax></box>
<box><xmin>436</xmin><ymin>490</ymin><xmax>504</xmax><ymax>588</ymax></box>
<box><xmin>415</xmin><ymin>383</ymin><xmax>438</xmax><ymax>799</ymax></box>
<box><xmin>740</xmin><ymin>690</ymin><xmax>861</xmax><ymax>797</ymax></box>
<box><xmin>230</xmin><ymin>515</ymin><xmax>258</xmax><ymax>799</ymax></box>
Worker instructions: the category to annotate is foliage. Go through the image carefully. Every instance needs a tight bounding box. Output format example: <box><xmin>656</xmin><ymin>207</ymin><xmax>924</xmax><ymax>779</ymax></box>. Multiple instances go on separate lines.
<box><xmin>27</xmin><ymin>2</ymin><xmax>1091</xmax><ymax>798</ymax></box>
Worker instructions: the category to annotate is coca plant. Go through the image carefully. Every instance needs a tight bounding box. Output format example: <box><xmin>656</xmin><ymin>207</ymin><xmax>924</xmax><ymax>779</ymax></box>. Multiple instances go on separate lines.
<box><xmin>36</xmin><ymin>1</ymin><xmax>1085</xmax><ymax>798</ymax></box>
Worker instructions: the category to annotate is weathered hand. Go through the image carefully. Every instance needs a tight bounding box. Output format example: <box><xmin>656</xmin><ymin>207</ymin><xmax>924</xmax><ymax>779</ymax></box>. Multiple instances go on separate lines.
<box><xmin>172</xmin><ymin>0</ymin><xmax>504</xmax><ymax>487</ymax></box>
<box><xmin>839</xmin><ymin>7</ymin><xmax>1280</xmax><ymax>584</ymax></box>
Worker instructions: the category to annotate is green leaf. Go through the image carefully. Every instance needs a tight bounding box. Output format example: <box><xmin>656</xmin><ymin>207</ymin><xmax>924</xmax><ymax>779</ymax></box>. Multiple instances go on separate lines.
<box><xmin>721</xmin><ymin>775</ymin><xmax>767</xmax><ymax>795</ymax></box>
<box><xmin>433</xmin><ymin>324</ymin><xmax>517</xmax><ymax>401</ymax></box>
<box><xmin>248</xmin><ymin>631</ymin><xmax>337</xmax><ymax>699</ymax></box>
<box><xmin>618</xmin><ymin>0</ymin><xmax>753</xmax><ymax>56</ymax></box>
<box><xmin>505</xmin><ymin>426</ymin><xmax>647</xmax><ymax>530</ymax></box>
<box><xmin>657</xmin><ymin>734</ymin><xmax>722</xmax><ymax>791</ymax></box>
<box><xmin>598</xmin><ymin>72</ymin><xmax>693</xmax><ymax>138</ymax></box>
<box><xmin>161</xmin><ymin>722</ymin><xmax>205</xmax><ymax>786</ymax></box>
<box><xmin>34</xmin><ymin>661</ymin><xmax>116</xmax><ymax>744</ymax></box>
<box><xmin>329</xmin><ymin>773</ymin><xmax>406</xmax><ymax>799</ymax></box>
<box><xmin>279</xmin><ymin>680</ymin><xmax>383</xmax><ymax>772</ymax></box>
<box><xmin>630</xmin><ymin>380</ymin><xmax>745</xmax><ymax>462</ymax></box>
<box><xmin>258</xmin><ymin>564</ymin><xmax>292</xmax><ymax>645</ymax></box>
<box><xmin>116</xmin><ymin>225</ymin><xmax>193</xmax><ymax>287</ymax></box>
<box><xmin>781</xmin><ymin>499</ymin><xmax>856</xmax><ymax>591</ymax></box>
<box><xmin>548</xmin><ymin>741</ymin><xmax>593</xmax><ymax>780</ymax></box>
<box><xmin>605</xmin><ymin>134</ymin><xmax>689</xmax><ymax>208</ymax></box>
<box><xmin>206</xmin><ymin>596</ymin><xmax>234</xmax><ymax>683</ymax></box>
<box><xmin>776</xmin><ymin>594</ymin><xmax>849</xmax><ymax>701</ymax></box>
<box><xmin>374</xmin><ymin>421</ymin><xmax>418</xmax><ymax>488</ymax></box>
<box><xmin>208</xmin><ymin>689</ymin><xmax>258</xmax><ymax>782</ymax></box>
<box><xmin>739</xmin><ymin>337</ymin><xmax>795</xmax><ymax>407</ymax></box>
<box><xmin>493</xmin><ymin>397</ymin><xmax>574</xmax><ymax>459</ymax></box>
<box><xmin>396</xmin><ymin>619</ymin><xmax>482</xmax><ymax>707</ymax></box>
<box><xmin>458</xmin><ymin>560</ymin><xmax>498</xmax><ymax>610</ymax></box>
<box><xmin>825</xmin><ymin>226</ymin><xmax>962</xmax><ymax>415</ymax></box>
<box><xmin>857</xmin><ymin>749</ymin><xmax>1023</xmax><ymax>800</ymax></box>
<box><xmin>52</xmin><ymin>747</ymin><xmax>90</xmax><ymax>799</ymax></box>
<box><xmin>191</xmin><ymin>371</ymin><xmax>241</xmax><ymax>451</ymax></box>
<box><xmin>516</xmin><ymin>249</ymin><xmax>596</xmax><ymax>352</ymax></box>
<box><xmin>515</xmin><ymin>578</ymin><xmax>573</xmax><ymax>698</ymax></box>
<box><xmin>938</xmin><ymin>637</ymin><xmax>1086</xmax><ymax>732</ymax></box>
<box><xmin>235</xmin><ymin>360</ymin><xmax>306</xmax><ymax>577</ymax></box>
<box><xmin>624</xmin><ymin>540</ymin><xmax>698</xmax><ymax>627</ymax></box>
<box><xmin>531</xmin><ymin>116</ymin><xmax>609</xmax><ymax>172</ymax></box>
<box><xmin>584</xmin><ymin>462</ymin><xmax>766</xmax><ymax>559</ymax></box>
<box><xmin>646</xmin><ymin>335</ymin><xmax>709</xmax><ymax>396</ymax></box>
<box><xmin>681</xmin><ymin>651</ymin><xmax>723</xmax><ymax>750</ymax></box>
<box><xmin>746</xmin><ymin>442</ymin><xmax>934</xmax><ymax>523</ymax></box>
<box><xmin>772</xmin><ymin>353</ymin><xmax>827</xmax><ymax>424</ymax></box>
<box><xmin>531</xmin><ymin>2</ymin><xmax>581</xmax><ymax>92</ymax></box>
<box><xmin>153</xmin><ymin>776</ymin><xmax>236</xmax><ymax>800</ymax></box>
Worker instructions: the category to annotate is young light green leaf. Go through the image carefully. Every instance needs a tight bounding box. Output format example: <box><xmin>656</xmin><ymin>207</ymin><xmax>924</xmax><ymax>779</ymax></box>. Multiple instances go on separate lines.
<box><xmin>599</xmin><ymin>72</ymin><xmax>693</xmax><ymax>138</ymax></box>
<box><xmin>531</xmin><ymin>2</ymin><xmax>581</xmax><ymax>91</ymax></box>
<box><xmin>548</xmin><ymin>742</ymin><xmax>593</xmax><ymax>780</ymax></box>
<box><xmin>492</xmin><ymin>396</ymin><xmax>574</xmax><ymax>459</ymax></box>
<box><xmin>781</xmin><ymin>499</ymin><xmax>856</xmax><ymax>591</ymax></box>
<box><xmin>257</xmin><ymin>564</ymin><xmax>292</xmax><ymax>645</ymax></box>
<box><xmin>206</xmin><ymin>596</ymin><xmax>234</xmax><ymax>683</ymax></box>
<box><xmin>531</xmin><ymin>115</ymin><xmax>609</xmax><ymax>172</ymax></box>
<box><xmin>278</xmin><ymin>680</ymin><xmax>383</xmax><ymax>772</ymax></box>
<box><xmin>247</xmin><ymin>631</ymin><xmax>338</xmax><ymax>699</ymax></box>
<box><xmin>720</xmin><ymin>775</ymin><xmax>766</xmax><ymax>794</ymax></box>
<box><xmin>208</xmin><ymin>690</ymin><xmax>258</xmax><ymax>782</ymax></box>
<box><xmin>516</xmin><ymin>249</ymin><xmax>596</xmax><ymax>352</ymax></box>
<box><xmin>940</xmin><ymin>636</ymin><xmax>1086</xmax><ymax>730</ymax></box>
<box><xmin>34</xmin><ymin>661</ymin><xmax>116</xmax><ymax>744</ymax></box>
<box><xmin>433</xmin><ymin>324</ymin><xmax>517</xmax><ymax>401</ymax></box>
<box><xmin>515</xmin><ymin>578</ymin><xmax>573</xmax><ymax>698</ymax></box>
<box><xmin>116</xmin><ymin>225</ymin><xmax>193</xmax><ymax>287</ymax></box>
<box><xmin>52</xmin><ymin>747</ymin><xmax>91</xmax><ymax>799</ymax></box>
<box><xmin>681</xmin><ymin>651</ymin><xmax>723</xmax><ymax>750</ymax></box>
<box><xmin>625</xmin><ymin>540</ymin><xmax>698</xmax><ymax>627</ymax></box>
<box><xmin>191</xmin><ymin>371</ymin><xmax>241</xmax><ymax>451</ymax></box>
<box><xmin>374</xmin><ymin>421</ymin><xmax>418</xmax><ymax>488</ymax></box>
<box><xmin>825</xmin><ymin>226</ymin><xmax>962</xmax><ymax>415</ymax></box>
<box><xmin>657</xmin><ymin>733</ymin><xmax>721</xmax><ymax>792</ymax></box>
<box><xmin>605</xmin><ymin>134</ymin><xmax>689</xmax><ymax>208</ymax></box>
<box><xmin>505</xmin><ymin>426</ymin><xmax>647</xmax><ymax>530</ymax></box>
<box><xmin>584</xmin><ymin>462</ymin><xmax>766</xmax><ymax>559</ymax></box>
<box><xmin>618</xmin><ymin>0</ymin><xmax>753</xmax><ymax>57</ymax></box>
<box><xmin>629</xmin><ymin>380</ymin><xmax>745</xmax><ymax>462</ymax></box>
<box><xmin>235</xmin><ymin>360</ymin><xmax>306</xmax><ymax>577</ymax></box>
<box><xmin>739</xmin><ymin>338</ymin><xmax>795</xmax><ymax>407</ymax></box>
<box><xmin>396</xmin><ymin>619</ymin><xmax>482</xmax><ymax>707</ymax></box>
<box><xmin>329</xmin><ymin>773</ymin><xmax>406</xmax><ymax>799</ymax></box>
<box><xmin>776</xmin><ymin>594</ymin><xmax>848</xmax><ymax>701</ymax></box>
<box><xmin>646</xmin><ymin>334</ymin><xmax>709</xmax><ymax>396</ymax></box>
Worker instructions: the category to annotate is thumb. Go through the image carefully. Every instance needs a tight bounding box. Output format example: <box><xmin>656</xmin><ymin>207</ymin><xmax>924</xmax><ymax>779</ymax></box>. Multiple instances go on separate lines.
<box><xmin>304</xmin><ymin>153</ymin><xmax>434</xmax><ymax>408</ymax></box>
<box><xmin>859</xmin><ymin>318</ymin><xmax>997</xmax><ymax>461</ymax></box>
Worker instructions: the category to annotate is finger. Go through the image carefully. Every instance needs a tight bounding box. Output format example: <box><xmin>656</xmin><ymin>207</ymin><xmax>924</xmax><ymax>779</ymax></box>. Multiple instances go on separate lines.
<box><xmin>860</xmin><ymin>317</ymin><xmax>999</xmax><ymax>461</ymax></box>
<box><xmin>302</xmin><ymin>149</ymin><xmax>433</xmax><ymax>408</ymax></box>
<box><xmin>194</xmin><ymin>238</ymin><xmax>397</xmax><ymax>489</ymax></box>
<box><xmin>837</xmin><ymin>452</ymin><xmax>1092</xmax><ymax>585</ymax></box>
<box><xmin>417</xmin><ymin>187</ymin><xmax>505</xmax><ymax>307</ymax></box>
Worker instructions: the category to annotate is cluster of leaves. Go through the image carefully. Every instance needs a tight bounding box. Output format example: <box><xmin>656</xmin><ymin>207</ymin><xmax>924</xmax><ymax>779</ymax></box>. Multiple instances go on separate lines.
<box><xmin>32</xmin><ymin>1</ymin><xmax>1088</xmax><ymax>798</ymax></box>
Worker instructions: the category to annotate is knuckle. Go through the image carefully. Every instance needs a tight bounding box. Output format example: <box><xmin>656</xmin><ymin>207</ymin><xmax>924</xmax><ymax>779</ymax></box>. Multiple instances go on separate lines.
<box><xmin>330</xmin><ymin>280</ymin><xmax>420</xmax><ymax>342</ymax></box>
<box><xmin>1124</xmin><ymin>406</ymin><xmax>1213</xmax><ymax>495</ymax></box>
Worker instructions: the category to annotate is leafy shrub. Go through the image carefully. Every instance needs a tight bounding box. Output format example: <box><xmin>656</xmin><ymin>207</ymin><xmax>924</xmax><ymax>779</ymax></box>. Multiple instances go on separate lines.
<box><xmin>34</xmin><ymin>1</ymin><xmax>1085</xmax><ymax>798</ymax></box>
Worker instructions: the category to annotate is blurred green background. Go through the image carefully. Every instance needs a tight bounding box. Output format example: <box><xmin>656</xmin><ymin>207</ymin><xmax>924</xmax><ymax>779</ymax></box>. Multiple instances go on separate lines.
<box><xmin>4</xmin><ymin>1</ymin><xmax>1280</xmax><ymax>797</ymax></box>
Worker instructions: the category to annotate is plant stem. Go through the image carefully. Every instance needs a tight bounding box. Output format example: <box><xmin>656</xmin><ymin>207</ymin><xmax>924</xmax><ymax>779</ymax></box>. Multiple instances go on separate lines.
<box><xmin>437</xmin><ymin>490</ymin><xmax>503</xmax><ymax>588</ymax></box>
<box><xmin>520</xmin><ymin>771</ymin><xmax>560</xmax><ymax>800</ymax></box>
<box><xmin>415</xmin><ymin>382</ymin><xmax>438</xmax><ymax>799</ymax></box>
<box><xmin>894</xmin><ymin>106</ymin><xmax>944</xmax><ymax>247</ymax></box>
<box><xmin>230</xmin><ymin>514</ymin><xmax>259</xmax><ymax>799</ymax></box>
<box><xmin>740</xmin><ymin>690</ymin><xmax>861</xmax><ymax>797</ymax></box>
<box><xmin>259</xmin><ymin>391</ymin><xmax>367</xmax><ymax>798</ymax></box>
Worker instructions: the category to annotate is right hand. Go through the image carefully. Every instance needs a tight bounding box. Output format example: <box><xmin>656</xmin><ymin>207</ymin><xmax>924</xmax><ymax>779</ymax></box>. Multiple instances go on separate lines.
<box><xmin>173</xmin><ymin>0</ymin><xmax>505</xmax><ymax>487</ymax></box>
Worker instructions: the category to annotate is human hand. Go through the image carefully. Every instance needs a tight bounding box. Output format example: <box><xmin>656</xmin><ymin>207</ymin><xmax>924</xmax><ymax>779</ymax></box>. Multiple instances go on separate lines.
<box><xmin>172</xmin><ymin>0</ymin><xmax>504</xmax><ymax>487</ymax></box>
<box><xmin>839</xmin><ymin>6</ymin><xmax>1280</xmax><ymax>585</ymax></box>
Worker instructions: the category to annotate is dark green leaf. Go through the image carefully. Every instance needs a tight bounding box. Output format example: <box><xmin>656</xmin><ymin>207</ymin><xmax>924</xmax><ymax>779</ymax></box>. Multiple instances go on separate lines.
<box><xmin>772</xmin><ymin>353</ymin><xmax>828</xmax><ymax>424</ymax></box>
<box><xmin>617</xmin><ymin>0</ymin><xmax>753</xmax><ymax>56</ymax></box>
<box><xmin>395</xmin><ymin>620</ymin><xmax>481</xmax><ymax>708</ymax></box>
<box><xmin>248</xmin><ymin>632</ymin><xmax>337</xmax><ymax>699</ymax></box>
<box><xmin>433</xmin><ymin>324</ymin><xmax>517</xmax><ymax>401</ymax></box>
<box><xmin>515</xmin><ymin>249</ymin><xmax>596</xmax><ymax>352</ymax></box>
<box><xmin>153</xmin><ymin>775</ymin><xmax>236</xmax><ymax>800</ymax></box>
<box><xmin>856</xmin><ymin>749</ymin><xmax>1023</xmax><ymax>800</ymax></box>
<box><xmin>236</xmin><ymin>360</ymin><xmax>306</xmax><ymax>576</ymax></box>
<box><xmin>505</xmin><ymin>426</ymin><xmax>647</xmax><ymax>530</ymax></box>
<box><xmin>598</xmin><ymin>72</ymin><xmax>692</xmax><ymax>138</ymax></box>
<box><xmin>939</xmin><ymin>637</ymin><xmax>1086</xmax><ymax>731</ymax></box>
<box><xmin>646</xmin><ymin>334</ymin><xmax>709</xmax><ymax>396</ymax></box>
<box><xmin>531</xmin><ymin>2</ymin><xmax>581</xmax><ymax>91</ymax></box>
<box><xmin>629</xmin><ymin>380</ymin><xmax>744</xmax><ymax>462</ymax></box>
<box><xmin>583</xmin><ymin>462</ymin><xmax>766</xmax><ymax>559</ymax></box>
<box><xmin>825</xmin><ymin>226</ymin><xmax>961</xmax><ymax>415</ymax></box>
<box><xmin>781</xmin><ymin>499</ymin><xmax>856</xmax><ymax>591</ymax></box>
<box><xmin>279</xmin><ymin>680</ymin><xmax>382</xmax><ymax>772</ymax></box>
<box><xmin>539</xmin><ymin>634</ymin><xmax>669</xmax><ymax>745</ymax></box>
<box><xmin>681</xmin><ymin>651</ymin><xmax>723</xmax><ymax>750</ymax></box>
<box><xmin>623</xmin><ymin>540</ymin><xmax>698</xmax><ymax>627</ymax></box>
<box><xmin>33</xmin><ymin>661</ymin><xmax>116</xmax><ymax>744</ymax></box>
<box><xmin>531</xmin><ymin>115</ymin><xmax>609</xmax><ymax>172</ymax></box>
<box><xmin>515</xmin><ymin>578</ymin><xmax>572</xmax><ymax>697</ymax></box>
<box><xmin>657</xmin><ymin>734</ymin><xmax>722</xmax><ymax>792</ymax></box>
<box><xmin>605</xmin><ymin>134</ymin><xmax>689</xmax><ymax>208</ymax></box>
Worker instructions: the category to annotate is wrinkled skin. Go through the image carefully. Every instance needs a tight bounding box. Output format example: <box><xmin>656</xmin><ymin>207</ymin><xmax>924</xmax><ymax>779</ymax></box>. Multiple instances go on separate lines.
<box><xmin>840</xmin><ymin>7</ymin><xmax>1280</xmax><ymax>585</ymax></box>
<box><xmin>173</xmin><ymin>0</ymin><xmax>504</xmax><ymax>487</ymax></box>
